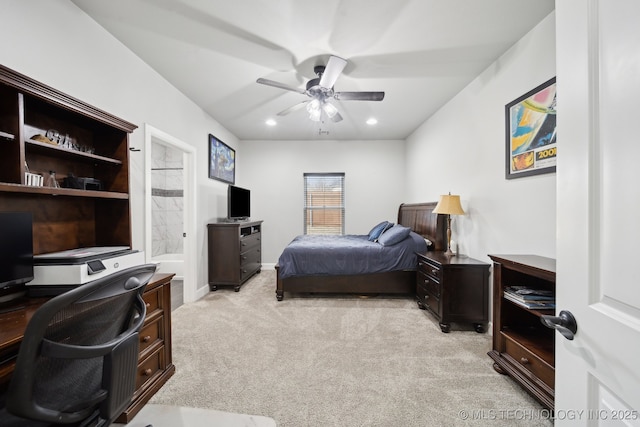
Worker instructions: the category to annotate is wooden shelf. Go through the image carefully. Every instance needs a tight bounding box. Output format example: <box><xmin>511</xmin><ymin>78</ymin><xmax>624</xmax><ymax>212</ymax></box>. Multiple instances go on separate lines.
<box><xmin>0</xmin><ymin>131</ymin><xmax>15</xmax><ymax>141</ymax></box>
<box><xmin>0</xmin><ymin>182</ymin><xmax>129</xmax><ymax>199</ymax></box>
<box><xmin>25</xmin><ymin>138</ymin><xmax>122</xmax><ymax>165</ymax></box>
<box><xmin>1</xmin><ymin>63</ymin><xmax>136</xmax><ymax>255</ymax></box>
<box><xmin>502</xmin><ymin>297</ymin><xmax>555</xmax><ymax>318</ymax></box>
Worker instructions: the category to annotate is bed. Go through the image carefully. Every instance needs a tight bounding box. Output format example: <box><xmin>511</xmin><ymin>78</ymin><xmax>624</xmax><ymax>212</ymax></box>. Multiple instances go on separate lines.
<box><xmin>275</xmin><ymin>202</ymin><xmax>446</xmax><ymax>301</ymax></box>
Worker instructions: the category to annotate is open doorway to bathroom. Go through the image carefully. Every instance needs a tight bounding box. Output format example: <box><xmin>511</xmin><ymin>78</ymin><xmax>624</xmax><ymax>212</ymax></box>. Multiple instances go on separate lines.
<box><xmin>144</xmin><ymin>124</ymin><xmax>196</xmax><ymax>310</ymax></box>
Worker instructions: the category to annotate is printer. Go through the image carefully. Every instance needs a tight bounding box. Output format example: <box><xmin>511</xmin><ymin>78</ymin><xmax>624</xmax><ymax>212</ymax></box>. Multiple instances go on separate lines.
<box><xmin>28</xmin><ymin>246</ymin><xmax>145</xmax><ymax>296</ymax></box>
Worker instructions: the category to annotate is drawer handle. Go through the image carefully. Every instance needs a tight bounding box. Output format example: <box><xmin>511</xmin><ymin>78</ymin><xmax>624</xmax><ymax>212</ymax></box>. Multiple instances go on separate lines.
<box><xmin>520</xmin><ymin>357</ymin><xmax>529</xmax><ymax>365</ymax></box>
<box><xmin>142</xmin><ymin>335</ymin><xmax>152</xmax><ymax>343</ymax></box>
<box><xmin>143</xmin><ymin>368</ymin><xmax>153</xmax><ymax>376</ymax></box>
<box><xmin>145</xmin><ymin>303</ymin><xmax>151</xmax><ymax>309</ymax></box>
<box><xmin>431</xmin><ymin>269</ymin><xmax>438</xmax><ymax>275</ymax></box>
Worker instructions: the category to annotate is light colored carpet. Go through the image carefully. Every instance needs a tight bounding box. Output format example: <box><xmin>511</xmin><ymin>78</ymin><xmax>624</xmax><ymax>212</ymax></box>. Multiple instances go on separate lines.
<box><xmin>150</xmin><ymin>269</ymin><xmax>553</xmax><ymax>426</ymax></box>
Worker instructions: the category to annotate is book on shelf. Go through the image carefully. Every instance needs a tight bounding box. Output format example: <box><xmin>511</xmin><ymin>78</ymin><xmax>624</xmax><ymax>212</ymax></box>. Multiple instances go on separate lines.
<box><xmin>505</xmin><ymin>285</ymin><xmax>554</xmax><ymax>300</ymax></box>
<box><xmin>504</xmin><ymin>288</ymin><xmax>555</xmax><ymax>310</ymax></box>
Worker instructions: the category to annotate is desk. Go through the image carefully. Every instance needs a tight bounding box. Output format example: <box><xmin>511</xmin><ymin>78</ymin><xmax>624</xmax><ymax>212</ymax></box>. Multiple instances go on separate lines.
<box><xmin>0</xmin><ymin>297</ymin><xmax>47</xmax><ymax>390</ymax></box>
<box><xmin>0</xmin><ymin>273</ymin><xmax>175</xmax><ymax>422</ymax></box>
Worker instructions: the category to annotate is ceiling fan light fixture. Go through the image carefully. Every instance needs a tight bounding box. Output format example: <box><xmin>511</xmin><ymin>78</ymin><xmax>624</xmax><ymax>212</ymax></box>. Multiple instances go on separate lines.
<box><xmin>322</xmin><ymin>102</ymin><xmax>339</xmax><ymax>119</ymax></box>
<box><xmin>306</xmin><ymin>99</ymin><xmax>322</xmax><ymax>121</ymax></box>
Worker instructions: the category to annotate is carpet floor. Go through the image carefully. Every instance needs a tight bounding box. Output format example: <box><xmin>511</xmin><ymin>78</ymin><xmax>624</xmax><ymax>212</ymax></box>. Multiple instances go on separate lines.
<box><xmin>150</xmin><ymin>269</ymin><xmax>553</xmax><ymax>426</ymax></box>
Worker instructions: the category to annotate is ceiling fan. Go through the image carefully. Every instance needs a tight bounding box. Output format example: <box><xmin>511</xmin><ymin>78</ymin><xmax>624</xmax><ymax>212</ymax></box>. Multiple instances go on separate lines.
<box><xmin>256</xmin><ymin>55</ymin><xmax>384</xmax><ymax>123</ymax></box>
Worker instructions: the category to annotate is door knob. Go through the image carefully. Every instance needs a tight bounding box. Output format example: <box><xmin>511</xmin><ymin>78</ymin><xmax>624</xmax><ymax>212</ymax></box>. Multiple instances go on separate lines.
<box><xmin>541</xmin><ymin>310</ymin><xmax>578</xmax><ymax>340</ymax></box>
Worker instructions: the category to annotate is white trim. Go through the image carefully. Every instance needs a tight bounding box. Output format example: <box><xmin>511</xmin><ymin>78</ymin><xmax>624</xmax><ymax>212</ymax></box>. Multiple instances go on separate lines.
<box><xmin>144</xmin><ymin>124</ymin><xmax>198</xmax><ymax>303</ymax></box>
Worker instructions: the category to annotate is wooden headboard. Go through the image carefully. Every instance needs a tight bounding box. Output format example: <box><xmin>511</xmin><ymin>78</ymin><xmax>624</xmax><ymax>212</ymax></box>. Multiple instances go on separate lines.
<box><xmin>397</xmin><ymin>202</ymin><xmax>447</xmax><ymax>251</ymax></box>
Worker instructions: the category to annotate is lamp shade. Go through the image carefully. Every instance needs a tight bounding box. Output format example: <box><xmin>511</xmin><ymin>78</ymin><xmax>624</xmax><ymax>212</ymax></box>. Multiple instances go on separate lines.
<box><xmin>433</xmin><ymin>194</ymin><xmax>465</xmax><ymax>215</ymax></box>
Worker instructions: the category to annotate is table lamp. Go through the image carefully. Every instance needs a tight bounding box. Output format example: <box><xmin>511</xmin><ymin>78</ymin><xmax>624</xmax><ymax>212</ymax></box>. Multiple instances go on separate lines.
<box><xmin>433</xmin><ymin>192</ymin><xmax>465</xmax><ymax>256</ymax></box>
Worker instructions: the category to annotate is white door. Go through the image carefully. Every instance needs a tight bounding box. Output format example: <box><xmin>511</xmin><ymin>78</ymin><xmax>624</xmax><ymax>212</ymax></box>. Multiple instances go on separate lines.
<box><xmin>555</xmin><ymin>0</ymin><xmax>640</xmax><ymax>424</ymax></box>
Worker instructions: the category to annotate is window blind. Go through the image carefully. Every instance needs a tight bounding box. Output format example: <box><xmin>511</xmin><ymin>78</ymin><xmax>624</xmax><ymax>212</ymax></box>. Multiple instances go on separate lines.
<box><xmin>303</xmin><ymin>173</ymin><xmax>345</xmax><ymax>235</ymax></box>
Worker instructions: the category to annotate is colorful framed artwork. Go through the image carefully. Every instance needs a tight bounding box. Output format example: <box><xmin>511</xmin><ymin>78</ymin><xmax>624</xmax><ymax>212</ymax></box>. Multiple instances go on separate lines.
<box><xmin>505</xmin><ymin>77</ymin><xmax>557</xmax><ymax>179</ymax></box>
<box><xmin>208</xmin><ymin>133</ymin><xmax>235</xmax><ymax>184</ymax></box>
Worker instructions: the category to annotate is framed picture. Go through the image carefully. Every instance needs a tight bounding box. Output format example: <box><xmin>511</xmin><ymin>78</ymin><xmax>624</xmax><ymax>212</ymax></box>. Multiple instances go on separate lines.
<box><xmin>208</xmin><ymin>133</ymin><xmax>235</xmax><ymax>184</ymax></box>
<box><xmin>505</xmin><ymin>77</ymin><xmax>557</xmax><ymax>179</ymax></box>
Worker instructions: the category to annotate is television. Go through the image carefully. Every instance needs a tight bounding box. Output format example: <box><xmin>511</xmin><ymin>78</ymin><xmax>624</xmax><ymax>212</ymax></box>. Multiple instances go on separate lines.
<box><xmin>0</xmin><ymin>212</ymin><xmax>34</xmax><ymax>303</ymax></box>
<box><xmin>227</xmin><ymin>185</ymin><xmax>250</xmax><ymax>220</ymax></box>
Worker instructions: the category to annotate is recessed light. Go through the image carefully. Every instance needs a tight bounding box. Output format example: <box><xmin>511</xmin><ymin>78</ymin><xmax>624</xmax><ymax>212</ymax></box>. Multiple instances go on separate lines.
<box><xmin>265</xmin><ymin>119</ymin><xmax>277</xmax><ymax>126</ymax></box>
<box><xmin>366</xmin><ymin>118</ymin><xmax>378</xmax><ymax>125</ymax></box>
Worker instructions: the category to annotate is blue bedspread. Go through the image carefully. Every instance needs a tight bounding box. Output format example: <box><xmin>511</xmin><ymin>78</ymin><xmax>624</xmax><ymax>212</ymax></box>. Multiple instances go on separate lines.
<box><xmin>277</xmin><ymin>232</ymin><xmax>427</xmax><ymax>279</ymax></box>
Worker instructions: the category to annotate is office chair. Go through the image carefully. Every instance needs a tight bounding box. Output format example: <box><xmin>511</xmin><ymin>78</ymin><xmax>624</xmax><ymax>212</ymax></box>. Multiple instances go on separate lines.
<box><xmin>0</xmin><ymin>263</ymin><xmax>158</xmax><ymax>427</ymax></box>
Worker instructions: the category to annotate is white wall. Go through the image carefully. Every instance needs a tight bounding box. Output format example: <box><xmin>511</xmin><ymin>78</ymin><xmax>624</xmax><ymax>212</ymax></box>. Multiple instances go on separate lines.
<box><xmin>405</xmin><ymin>12</ymin><xmax>557</xmax><ymax>262</ymax></box>
<box><xmin>239</xmin><ymin>139</ymin><xmax>406</xmax><ymax>264</ymax></box>
<box><xmin>1</xmin><ymin>1</ymin><xmax>557</xmax><ymax>298</ymax></box>
<box><xmin>0</xmin><ymin>0</ymin><xmax>234</xmax><ymax>299</ymax></box>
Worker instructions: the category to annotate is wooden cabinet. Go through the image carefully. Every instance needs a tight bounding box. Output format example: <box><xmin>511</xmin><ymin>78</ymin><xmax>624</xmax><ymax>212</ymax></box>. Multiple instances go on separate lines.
<box><xmin>416</xmin><ymin>251</ymin><xmax>490</xmax><ymax>333</ymax></box>
<box><xmin>207</xmin><ymin>221</ymin><xmax>263</xmax><ymax>291</ymax></box>
<box><xmin>116</xmin><ymin>273</ymin><xmax>176</xmax><ymax>423</ymax></box>
<box><xmin>0</xmin><ymin>64</ymin><xmax>135</xmax><ymax>255</ymax></box>
<box><xmin>0</xmin><ymin>65</ymin><xmax>175</xmax><ymax>421</ymax></box>
<box><xmin>487</xmin><ymin>254</ymin><xmax>556</xmax><ymax>410</ymax></box>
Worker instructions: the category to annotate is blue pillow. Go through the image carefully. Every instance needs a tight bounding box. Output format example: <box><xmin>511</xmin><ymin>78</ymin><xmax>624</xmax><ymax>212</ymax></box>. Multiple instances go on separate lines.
<box><xmin>378</xmin><ymin>225</ymin><xmax>411</xmax><ymax>246</ymax></box>
<box><xmin>368</xmin><ymin>221</ymin><xmax>390</xmax><ymax>241</ymax></box>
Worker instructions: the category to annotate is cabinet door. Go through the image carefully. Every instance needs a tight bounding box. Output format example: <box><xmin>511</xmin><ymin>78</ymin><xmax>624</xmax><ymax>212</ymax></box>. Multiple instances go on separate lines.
<box><xmin>447</xmin><ymin>267</ymin><xmax>488</xmax><ymax>322</ymax></box>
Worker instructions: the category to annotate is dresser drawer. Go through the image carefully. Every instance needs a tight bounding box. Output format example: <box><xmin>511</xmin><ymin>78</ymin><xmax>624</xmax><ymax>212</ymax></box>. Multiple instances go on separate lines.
<box><xmin>240</xmin><ymin>248</ymin><xmax>261</xmax><ymax>282</ymax></box>
<box><xmin>503</xmin><ymin>333</ymin><xmax>554</xmax><ymax>388</ymax></box>
<box><xmin>417</xmin><ymin>271</ymin><xmax>440</xmax><ymax>298</ymax></box>
<box><xmin>417</xmin><ymin>282</ymin><xmax>440</xmax><ymax>317</ymax></box>
<box><xmin>135</xmin><ymin>346</ymin><xmax>165</xmax><ymax>391</ymax></box>
<box><xmin>418</xmin><ymin>259</ymin><xmax>441</xmax><ymax>281</ymax></box>
<box><xmin>142</xmin><ymin>286</ymin><xmax>162</xmax><ymax>316</ymax></box>
<box><xmin>138</xmin><ymin>316</ymin><xmax>162</xmax><ymax>355</ymax></box>
<box><xmin>240</xmin><ymin>232</ymin><xmax>261</xmax><ymax>251</ymax></box>
<box><xmin>240</xmin><ymin>246</ymin><xmax>261</xmax><ymax>266</ymax></box>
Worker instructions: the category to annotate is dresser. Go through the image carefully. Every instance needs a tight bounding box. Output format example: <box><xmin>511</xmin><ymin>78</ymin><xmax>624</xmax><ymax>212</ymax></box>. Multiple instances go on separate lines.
<box><xmin>115</xmin><ymin>273</ymin><xmax>176</xmax><ymax>423</ymax></box>
<box><xmin>487</xmin><ymin>254</ymin><xmax>556</xmax><ymax>410</ymax></box>
<box><xmin>207</xmin><ymin>221</ymin><xmax>263</xmax><ymax>291</ymax></box>
<box><xmin>416</xmin><ymin>251</ymin><xmax>490</xmax><ymax>333</ymax></box>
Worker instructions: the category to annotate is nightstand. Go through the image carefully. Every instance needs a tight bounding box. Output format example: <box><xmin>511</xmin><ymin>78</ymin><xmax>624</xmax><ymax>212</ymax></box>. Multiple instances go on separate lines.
<box><xmin>416</xmin><ymin>251</ymin><xmax>490</xmax><ymax>333</ymax></box>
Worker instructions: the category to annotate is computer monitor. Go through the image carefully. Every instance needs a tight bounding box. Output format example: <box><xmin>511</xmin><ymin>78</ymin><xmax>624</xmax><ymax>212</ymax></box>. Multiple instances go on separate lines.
<box><xmin>0</xmin><ymin>212</ymin><xmax>34</xmax><ymax>303</ymax></box>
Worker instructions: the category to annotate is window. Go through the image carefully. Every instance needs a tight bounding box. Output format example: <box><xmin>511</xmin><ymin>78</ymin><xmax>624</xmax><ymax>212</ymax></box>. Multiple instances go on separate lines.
<box><xmin>304</xmin><ymin>173</ymin><xmax>345</xmax><ymax>235</ymax></box>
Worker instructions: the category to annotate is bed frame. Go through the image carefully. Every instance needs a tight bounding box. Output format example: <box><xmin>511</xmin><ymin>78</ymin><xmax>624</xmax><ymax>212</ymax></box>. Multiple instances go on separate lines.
<box><xmin>275</xmin><ymin>202</ymin><xmax>446</xmax><ymax>301</ymax></box>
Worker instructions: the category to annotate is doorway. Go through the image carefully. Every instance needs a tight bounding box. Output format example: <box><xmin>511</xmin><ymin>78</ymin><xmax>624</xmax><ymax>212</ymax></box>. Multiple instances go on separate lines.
<box><xmin>144</xmin><ymin>124</ymin><xmax>196</xmax><ymax>307</ymax></box>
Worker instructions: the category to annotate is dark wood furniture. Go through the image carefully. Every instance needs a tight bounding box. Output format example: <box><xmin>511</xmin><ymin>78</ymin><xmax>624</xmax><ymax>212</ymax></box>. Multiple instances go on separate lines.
<box><xmin>487</xmin><ymin>254</ymin><xmax>555</xmax><ymax>410</ymax></box>
<box><xmin>116</xmin><ymin>273</ymin><xmax>176</xmax><ymax>423</ymax></box>
<box><xmin>207</xmin><ymin>220</ymin><xmax>263</xmax><ymax>291</ymax></box>
<box><xmin>275</xmin><ymin>202</ymin><xmax>446</xmax><ymax>301</ymax></box>
<box><xmin>0</xmin><ymin>274</ymin><xmax>175</xmax><ymax>422</ymax></box>
<box><xmin>0</xmin><ymin>64</ymin><xmax>135</xmax><ymax>256</ymax></box>
<box><xmin>416</xmin><ymin>252</ymin><xmax>490</xmax><ymax>333</ymax></box>
<box><xmin>0</xmin><ymin>64</ymin><xmax>174</xmax><ymax>420</ymax></box>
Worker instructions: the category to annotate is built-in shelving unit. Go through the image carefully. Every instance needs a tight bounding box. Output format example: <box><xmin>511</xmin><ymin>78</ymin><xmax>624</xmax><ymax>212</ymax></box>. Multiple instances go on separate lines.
<box><xmin>0</xmin><ymin>63</ymin><xmax>137</xmax><ymax>255</ymax></box>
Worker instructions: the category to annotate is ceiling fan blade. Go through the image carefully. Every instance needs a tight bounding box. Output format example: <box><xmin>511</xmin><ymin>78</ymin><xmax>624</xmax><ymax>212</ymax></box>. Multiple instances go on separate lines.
<box><xmin>277</xmin><ymin>101</ymin><xmax>308</xmax><ymax>116</ymax></box>
<box><xmin>257</xmin><ymin>78</ymin><xmax>306</xmax><ymax>94</ymax></box>
<box><xmin>334</xmin><ymin>91</ymin><xmax>385</xmax><ymax>101</ymax></box>
<box><xmin>319</xmin><ymin>55</ymin><xmax>347</xmax><ymax>89</ymax></box>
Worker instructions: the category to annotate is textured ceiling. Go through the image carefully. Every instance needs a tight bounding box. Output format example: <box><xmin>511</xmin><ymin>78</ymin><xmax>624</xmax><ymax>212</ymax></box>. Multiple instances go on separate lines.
<box><xmin>72</xmin><ymin>0</ymin><xmax>555</xmax><ymax>141</ymax></box>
